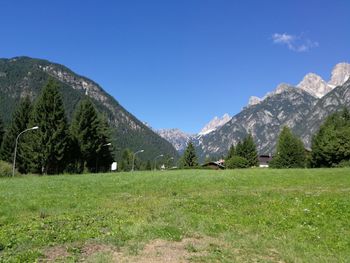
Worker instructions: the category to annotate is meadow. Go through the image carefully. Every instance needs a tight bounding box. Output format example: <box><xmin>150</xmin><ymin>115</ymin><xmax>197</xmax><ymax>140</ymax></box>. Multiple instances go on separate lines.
<box><xmin>0</xmin><ymin>168</ymin><xmax>349</xmax><ymax>262</ymax></box>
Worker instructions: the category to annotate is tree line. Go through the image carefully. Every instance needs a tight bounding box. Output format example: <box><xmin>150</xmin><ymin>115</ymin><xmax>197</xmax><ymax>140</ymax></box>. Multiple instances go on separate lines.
<box><xmin>0</xmin><ymin>79</ymin><xmax>114</xmax><ymax>175</ymax></box>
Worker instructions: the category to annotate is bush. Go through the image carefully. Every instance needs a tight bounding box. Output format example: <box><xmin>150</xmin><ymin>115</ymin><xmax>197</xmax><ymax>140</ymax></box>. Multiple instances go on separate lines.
<box><xmin>0</xmin><ymin>160</ymin><xmax>18</xmax><ymax>177</ymax></box>
<box><xmin>225</xmin><ymin>156</ymin><xmax>249</xmax><ymax>169</ymax></box>
<box><xmin>336</xmin><ymin>160</ymin><xmax>350</xmax><ymax>168</ymax></box>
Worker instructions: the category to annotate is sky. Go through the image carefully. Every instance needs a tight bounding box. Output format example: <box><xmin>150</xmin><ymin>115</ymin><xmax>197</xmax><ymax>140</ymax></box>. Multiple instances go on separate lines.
<box><xmin>1</xmin><ymin>0</ymin><xmax>350</xmax><ymax>133</ymax></box>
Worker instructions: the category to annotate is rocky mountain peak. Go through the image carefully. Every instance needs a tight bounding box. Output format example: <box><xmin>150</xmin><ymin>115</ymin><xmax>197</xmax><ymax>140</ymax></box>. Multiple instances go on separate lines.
<box><xmin>328</xmin><ymin>62</ymin><xmax>350</xmax><ymax>87</ymax></box>
<box><xmin>248</xmin><ymin>96</ymin><xmax>262</xmax><ymax>106</ymax></box>
<box><xmin>198</xmin><ymin>113</ymin><xmax>231</xmax><ymax>135</ymax></box>
<box><xmin>297</xmin><ymin>73</ymin><xmax>331</xmax><ymax>98</ymax></box>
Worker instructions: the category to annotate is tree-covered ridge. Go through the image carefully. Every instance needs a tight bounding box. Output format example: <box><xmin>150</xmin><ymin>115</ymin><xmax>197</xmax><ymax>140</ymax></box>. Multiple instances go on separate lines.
<box><xmin>0</xmin><ymin>56</ymin><xmax>178</xmax><ymax>161</ymax></box>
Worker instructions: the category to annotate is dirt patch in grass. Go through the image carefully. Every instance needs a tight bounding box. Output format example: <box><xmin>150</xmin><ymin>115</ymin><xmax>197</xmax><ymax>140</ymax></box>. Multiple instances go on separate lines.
<box><xmin>73</xmin><ymin>236</ymin><xmax>222</xmax><ymax>262</ymax></box>
<box><xmin>41</xmin><ymin>245</ymin><xmax>70</xmax><ymax>262</ymax></box>
<box><xmin>121</xmin><ymin>237</ymin><xmax>209</xmax><ymax>262</ymax></box>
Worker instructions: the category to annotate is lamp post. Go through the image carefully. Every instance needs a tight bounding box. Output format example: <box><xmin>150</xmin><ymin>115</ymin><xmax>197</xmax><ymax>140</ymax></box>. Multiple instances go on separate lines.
<box><xmin>12</xmin><ymin>126</ymin><xmax>39</xmax><ymax>177</ymax></box>
<box><xmin>153</xmin><ymin>154</ymin><xmax>164</xmax><ymax>171</ymax></box>
<box><xmin>132</xmin><ymin>149</ymin><xmax>144</xmax><ymax>172</ymax></box>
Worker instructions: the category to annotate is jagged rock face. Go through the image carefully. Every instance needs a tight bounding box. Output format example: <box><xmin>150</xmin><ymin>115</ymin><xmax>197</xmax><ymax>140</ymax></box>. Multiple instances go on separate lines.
<box><xmin>0</xmin><ymin>57</ymin><xmax>178</xmax><ymax>160</ymax></box>
<box><xmin>297</xmin><ymin>73</ymin><xmax>331</xmax><ymax>98</ymax></box>
<box><xmin>197</xmin><ymin>86</ymin><xmax>317</xmax><ymax>159</ymax></box>
<box><xmin>298</xmin><ymin>79</ymin><xmax>350</xmax><ymax>146</ymax></box>
<box><xmin>157</xmin><ymin>129</ymin><xmax>193</xmax><ymax>153</ymax></box>
<box><xmin>198</xmin><ymin>79</ymin><xmax>350</xmax><ymax>161</ymax></box>
<box><xmin>248</xmin><ymin>96</ymin><xmax>262</xmax><ymax>106</ymax></box>
<box><xmin>328</xmin><ymin>63</ymin><xmax>350</xmax><ymax>87</ymax></box>
<box><xmin>198</xmin><ymin>114</ymin><xmax>231</xmax><ymax>135</ymax></box>
<box><xmin>156</xmin><ymin>114</ymin><xmax>231</xmax><ymax>153</ymax></box>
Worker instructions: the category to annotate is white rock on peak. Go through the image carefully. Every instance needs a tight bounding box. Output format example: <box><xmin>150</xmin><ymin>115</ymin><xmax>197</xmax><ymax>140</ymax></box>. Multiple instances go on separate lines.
<box><xmin>328</xmin><ymin>62</ymin><xmax>350</xmax><ymax>87</ymax></box>
<box><xmin>198</xmin><ymin>113</ymin><xmax>231</xmax><ymax>135</ymax></box>
<box><xmin>248</xmin><ymin>96</ymin><xmax>262</xmax><ymax>106</ymax></box>
<box><xmin>297</xmin><ymin>73</ymin><xmax>331</xmax><ymax>98</ymax></box>
<box><xmin>250</xmin><ymin>62</ymin><xmax>350</xmax><ymax>103</ymax></box>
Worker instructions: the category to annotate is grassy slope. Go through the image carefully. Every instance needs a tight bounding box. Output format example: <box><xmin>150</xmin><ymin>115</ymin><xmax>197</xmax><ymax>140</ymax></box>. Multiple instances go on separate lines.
<box><xmin>0</xmin><ymin>169</ymin><xmax>349</xmax><ymax>262</ymax></box>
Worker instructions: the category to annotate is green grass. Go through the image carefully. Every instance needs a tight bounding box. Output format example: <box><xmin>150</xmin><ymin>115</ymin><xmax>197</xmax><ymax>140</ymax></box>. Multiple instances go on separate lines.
<box><xmin>0</xmin><ymin>168</ymin><xmax>349</xmax><ymax>262</ymax></box>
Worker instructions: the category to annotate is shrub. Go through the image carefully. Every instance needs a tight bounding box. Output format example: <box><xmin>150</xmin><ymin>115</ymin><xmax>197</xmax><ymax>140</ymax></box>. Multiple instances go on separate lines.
<box><xmin>225</xmin><ymin>156</ymin><xmax>249</xmax><ymax>169</ymax></box>
<box><xmin>336</xmin><ymin>160</ymin><xmax>350</xmax><ymax>168</ymax></box>
<box><xmin>0</xmin><ymin>160</ymin><xmax>18</xmax><ymax>177</ymax></box>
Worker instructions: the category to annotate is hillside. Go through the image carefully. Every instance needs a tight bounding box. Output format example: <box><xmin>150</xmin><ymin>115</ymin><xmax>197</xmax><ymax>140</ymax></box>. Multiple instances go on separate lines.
<box><xmin>0</xmin><ymin>57</ymin><xmax>178</xmax><ymax>160</ymax></box>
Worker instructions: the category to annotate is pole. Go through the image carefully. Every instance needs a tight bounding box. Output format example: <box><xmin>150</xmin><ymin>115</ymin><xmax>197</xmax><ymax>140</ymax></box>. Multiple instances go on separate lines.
<box><xmin>153</xmin><ymin>154</ymin><xmax>164</xmax><ymax>171</ymax></box>
<box><xmin>132</xmin><ymin>149</ymin><xmax>144</xmax><ymax>172</ymax></box>
<box><xmin>12</xmin><ymin>126</ymin><xmax>39</xmax><ymax>177</ymax></box>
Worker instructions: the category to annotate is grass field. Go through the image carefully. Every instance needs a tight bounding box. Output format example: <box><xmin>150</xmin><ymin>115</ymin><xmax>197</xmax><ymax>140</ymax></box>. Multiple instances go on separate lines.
<box><xmin>0</xmin><ymin>169</ymin><xmax>349</xmax><ymax>262</ymax></box>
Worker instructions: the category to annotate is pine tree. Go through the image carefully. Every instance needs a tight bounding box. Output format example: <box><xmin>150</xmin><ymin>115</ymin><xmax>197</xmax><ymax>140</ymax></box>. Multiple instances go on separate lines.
<box><xmin>119</xmin><ymin>148</ymin><xmax>133</xmax><ymax>171</ymax></box>
<box><xmin>270</xmin><ymin>126</ymin><xmax>306</xmax><ymax>168</ymax></box>
<box><xmin>145</xmin><ymin>160</ymin><xmax>152</xmax><ymax>170</ymax></box>
<box><xmin>24</xmin><ymin>80</ymin><xmax>69</xmax><ymax>174</ymax></box>
<box><xmin>311</xmin><ymin>108</ymin><xmax>350</xmax><ymax>167</ymax></box>
<box><xmin>70</xmin><ymin>102</ymin><xmax>114</xmax><ymax>173</ymax></box>
<box><xmin>226</xmin><ymin>144</ymin><xmax>236</xmax><ymax>160</ymax></box>
<box><xmin>0</xmin><ymin>97</ymin><xmax>32</xmax><ymax>173</ymax></box>
<box><xmin>0</xmin><ymin>113</ymin><xmax>4</xmax><ymax>149</ymax></box>
<box><xmin>235</xmin><ymin>134</ymin><xmax>259</xmax><ymax>167</ymax></box>
<box><xmin>96</xmin><ymin>116</ymin><xmax>114</xmax><ymax>172</ymax></box>
<box><xmin>181</xmin><ymin>141</ymin><xmax>199</xmax><ymax>168</ymax></box>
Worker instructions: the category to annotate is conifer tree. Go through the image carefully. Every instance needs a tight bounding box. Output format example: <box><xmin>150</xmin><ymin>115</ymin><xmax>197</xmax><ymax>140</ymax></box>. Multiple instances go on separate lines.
<box><xmin>24</xmin><ymin>80</ymin><xmax>69</xmax><ymax>174</ymax></box>
<box><xmin>0</xmin><ymin>113</ymin><xmax>4</xmax><ymax>149</ymax></box>
<box><xmin>181</xmin><ymin>141</ymin><xmax>199</xmax><ymax>168</ymax></box>
<box><xmin>235</xmin><ymin>134</ymin><xmax>259</xmax><ymax>167</ymax></box>
<box><xmin>311</xmin><ymin>108</ymin><xmax>350</xmax><ymax>167</ymax></box>
<box><xmin>226</xmin><ymin>144</ymin><xmax>236</xmax><ymax>160</ymax></box>
<box><xmin>270</xmin><ymin>126</ymin><xmax>306</xmax><ymax>168</ymax></box>
<box><xmin>71</xmin><ymin>98</ymin><xmax>113</xmax><ymax>172</ymax></box>
<box><xmin>0</xmin><ymin>97</ymin><xmax>32</xmax><ymax>172</ymax></box>
<box><xmin>96</xmin><ymin>116</ymin><xmax>114</xmax><ymax>172</ymax></box>
<box><xmin>145</xmin><ymin>160</ymin><xmax>152</xmax><ymax>170</ymax></box>
<box><xmin>119</xmin><ymin>148</ymin><xmax>133</xmax><ymax>171</ymax></box>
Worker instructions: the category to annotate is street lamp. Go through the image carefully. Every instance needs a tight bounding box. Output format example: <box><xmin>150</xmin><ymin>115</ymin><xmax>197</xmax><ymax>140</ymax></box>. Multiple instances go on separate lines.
<box><xmin>12</xmin><ymin>126</ymin><xmax>39</xmax><ymax>177</ymax></box>
<box><xmin>153</xmin><ymin>154</ymin><xmax>164</xmax><ymax>171</ymax></box>
<box><xmin>132</xmin><ymin>149</ymin><xmax>144</xmax><ymax>172</ymax></box>
<box><xmin>96</xmin><ymin>143</ymin><xmax>112</xmax><ymax>173</ymax></box>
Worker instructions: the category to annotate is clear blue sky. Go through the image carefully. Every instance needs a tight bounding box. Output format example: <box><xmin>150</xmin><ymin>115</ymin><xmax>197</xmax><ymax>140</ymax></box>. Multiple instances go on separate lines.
<box><xmin>1</xmin><ymin>0</ymin><xmax>349</xmax><ymax>133</ymax></box>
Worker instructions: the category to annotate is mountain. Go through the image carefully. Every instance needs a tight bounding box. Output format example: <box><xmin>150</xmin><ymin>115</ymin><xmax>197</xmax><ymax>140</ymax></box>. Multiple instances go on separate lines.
<box><xmin>156</xmin><ymin>114</ymin><xmax>231</xmax><ymax>153</ymax></box>
<box><xmin>297</xmin><ymin>73</ymin><xmax>331</xmax><ymax>98</ymax></box>
<box><xmin>0</xmin><ymin>56</ymin><xmax>178</xmax><ymax>160</ymax></box>
<box><xmin>299</xmin><ymin>78</ymin><xmax>350</xmax><ymax>146</ymax></box>
<box><xmin>156</xmin><ymin>129</ymin><xmax>193</xmax><ymax>153</ymax></box>
<box><xmin>197</xmin><ymin>84</ymin><xmax>317</xmax><ymax>159</ymax></box>
<box><xmin>198</xmin><ymin>114</ymin><xmax>231</xmax><ymax>136</ymax></box>
<box><xmin>196</xmin><ymin>63</ymin><xmax>350</xmax><ymax>160</ymax></box>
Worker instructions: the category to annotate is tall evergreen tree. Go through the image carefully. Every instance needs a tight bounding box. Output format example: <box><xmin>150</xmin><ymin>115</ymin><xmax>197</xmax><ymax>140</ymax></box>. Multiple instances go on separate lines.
<box><xmin>24</xmin><ymin>80</ymin><xmax>69</xmax><ymax>174</ymax></box>
<box><xmin>181</xmin><ymin>141</ymin><xmax>199</xmax><ymax>168</ymax></box>
<box><xmin>119</xmin><ymin>148</ymin><xmax>133</xmax><ymax>171</ymax></box>
<box><xmin>311</xmin><ymin>108</ymin><xmax>350</xmax><ymax>167</ymax></box>
<box><xmin>96</xmin><ymin>116</ymin><xmax>114</xmax><ymax>172</ymax></box>
<box><xmin>236</xmin><ymin>134</ymin><xmax>259</xmax><ymax>167</ymax></box>
<box><xmin>0</xmin><ymin>113</ymin><xmax>4</xmax><ymax>149</ymax></box>
<box><xmin>71</xmin><ymin>98</ymin><xmax>113</xmax><ymax>172</ymax></box>
<box><xmin>270</xmin><ymin>126</ymin><xmax>306</xmax><ymax>168</ymax></box>
<box><xmin>226</xmin><ymin>144</ymin><xmax>236</xmax><ymax>160</ymax></box>
<box><xmin>0</xmin><ymin>97</ymin><xmax>32</xmax><ymax>173</ymax></box>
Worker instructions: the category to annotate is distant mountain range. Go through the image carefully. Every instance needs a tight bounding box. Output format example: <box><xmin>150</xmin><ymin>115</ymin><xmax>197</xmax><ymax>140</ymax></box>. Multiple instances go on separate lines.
<box><xmin>157</xmin><ymin>62</ymin><xmax>350</xmax><ymax>161</ymax></box>
<box><xmin>0</xmin><ymin>57</ymin><xmax>178</xmax><ymax>160</ymax></box>
<box><xmin>156</xmin><ymin>114</ymin><xmax>231</xmax><ymax>154</ymax></box>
